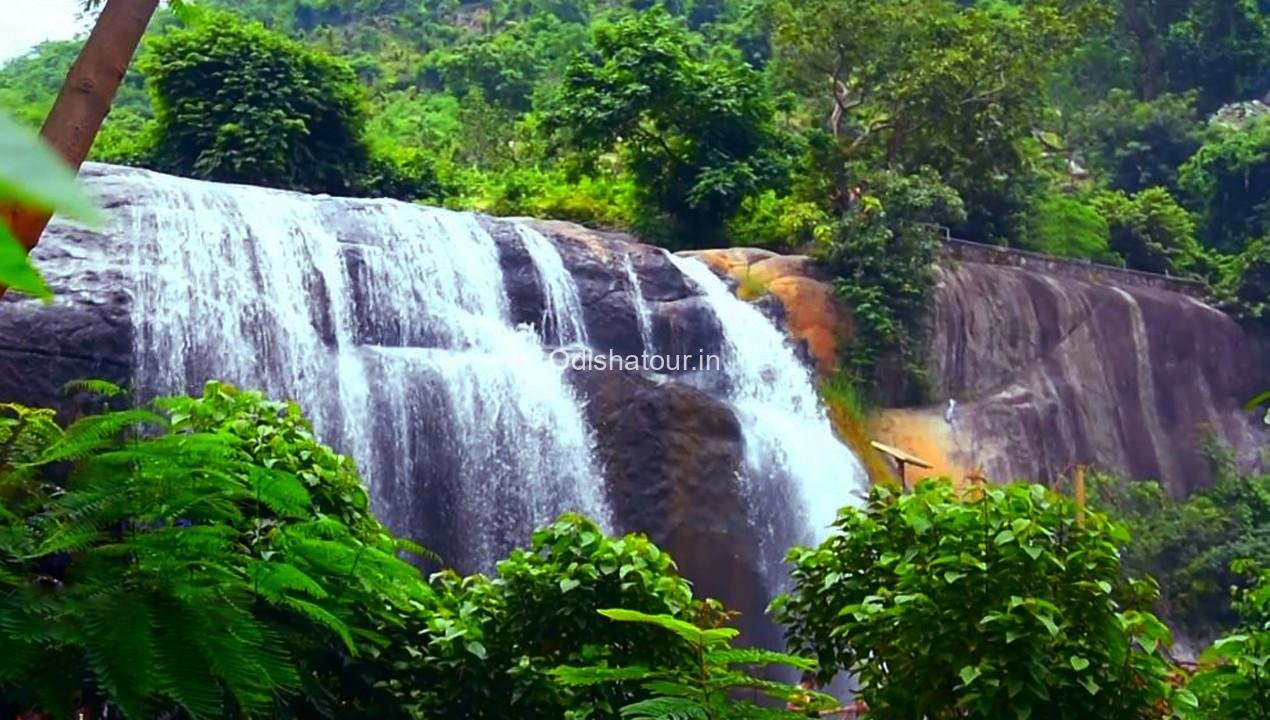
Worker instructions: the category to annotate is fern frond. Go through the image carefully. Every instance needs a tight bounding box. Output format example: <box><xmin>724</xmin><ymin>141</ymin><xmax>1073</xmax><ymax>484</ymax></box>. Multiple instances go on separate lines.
<box><xmin>33</xmin><ymin>409</ymin><xmax>169</xmax><ymax>465</ymax></box>
<box><xmin>394</xmin><ymin>535</ymin><xmax>441</xmax><ymax>564</ymax></box>
<box><xmin>283</xmin><ymin>596</ymin><xmax>356</xmax><ymax>654</ymax></box>
<box><xmin>620</xmin><ymin>696</ymin><xmax>709</xmax><ymax>720</ymax></box>
<box><xmin>248</xmin><ymin>468</ymin><xmax>312</xmax><ymax>518</ymax></box>
<box><xmin>151</xmin><ymin>598</ymin><xmax>233</xmax><ymax>720</ymax></box>
<box><xmin>708</xmin><ymin>647</ymin><xmax>817</xmax><ymax>671</ymax></box>
<box><xmin>248</xmin><ymin>559</ymin><xmax>328</xmax><ymax>603</ymax></box>
<box><xmin>62</xmin><ymin>378</ymin><xmax>127</xmax><ymax>398</ymax></box>
<box><xmin>30</xmin><ymin>519</ymin><xmax>103</xmax><ymax>557</ymax></box>
<box><xmin>553</xmin><ymin>664</ymin><xmax>655</xmax><ymax>686</ymax></box>
<box><xmin>83</xmin><ymin>589</ymin><xmax>158</xmax><ymax>719</ymax></box>
<box><xmin>599</xmin><ymin>609</ymin><xmax>711</xmax><ymax>645</ymax></box>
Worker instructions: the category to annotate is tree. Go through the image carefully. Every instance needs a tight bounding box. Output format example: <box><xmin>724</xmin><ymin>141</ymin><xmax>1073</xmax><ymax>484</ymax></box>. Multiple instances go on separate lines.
<box><xmin>815</xmin><ymin>165</ymin><xmax>964</xmax><ymax>399</ymax></box>
<box><xmin>1</xmin><ymin>0</ymin><xmax>160</xmax><ymax>300</ymax></box>
<box><xmin>771</xmin><ymin>480</ymin><xmax>1195</xmax><ymax>720</ymax></box>
<box><xmin>1072</xmin><ymin>90</ymin><xmax>1202</xmax><ymax>195</ymax></box>
<box><xmin>1179</xmin><ymin>115</ymin><xmax>1270</xmax><ymax>254</ymax></box>
<box><xmin>547</xmin><ymin>8</ymin><xmax>790</xmax><ymax>246</ymax></box>
<box><xmin>1112</xmin><ymin>0</ymin><xmax>1270</xmax><ymax>111</ymax></box>
<box><xmin>141</xmin><ymin>11</ymin><xmax>374</xmax><ymax>195</ymax></box>
<box><xmin>1093</xmin><ymin>187</ymin><xmax>1202</xmax><ymax>275</ymax></box>
<box><xmin>767</xmin><ymin>0</ymin><xmax>1102</xmax><ymax>244</ymax></box>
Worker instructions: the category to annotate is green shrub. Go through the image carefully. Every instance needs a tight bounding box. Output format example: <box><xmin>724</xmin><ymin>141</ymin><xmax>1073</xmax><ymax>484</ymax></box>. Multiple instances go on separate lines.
<box><xmin>725</xmin><ymin>190</ymin><xmax>833</xmax><ymax>251</ymax></box>
<box><xmin>1089</xmin><ymin>465</ymin><xmax>1270</xmax><ymax>637</ymax></box>
<box><xmin>1188</xmin><ymin>562</ymin><xmax>1270</xmax><ymax>717</ymax></box>
<box><xmin>1093</xmin><ymin>187</ymin><xmax>1202</xmax><ymax>275</ymax></box>
<box><xmin>1021</xmin><ymin>192</ymin><xmax>1119</xmax><ymax>264</ymax></box>
<box><xmin>1178</xmin><ymin>115</ymin><xmax>1270</xmax><ymax>254</ymax></box>
<box><xmin>772</xmin><ymin>480</ymin><xmax>1195</xmax><ymax>719</ymax></box>
<box><xmin>554</xmin><ymin>609</ymin><xmax>835</xmax><ymax>719</ymax></box>
<box><xmin>816</xmin><ymin>166</ymin><xmax>963</xmax><ymax>399</ymax></box>
<box><xmin>411</xmin><ymin>514</ymin><xmax>705</xmax><ymax>719</ymax></box>
<box><xmin>141</xmin><ymin>11</ymin><xmax>372</xmax><ymax>196</ymax></box>
<box><xmin>1219</xmin><ymin>237</ymin><xmax>1270</xmax><ymax>328</ymax></box>
<box><xmin>466</xmin><ymin>165</ymin><xmax>638</xmax><ymax>229</ymax></box>
<box><xmin>546</xmin><ymin>8</ymin><xmax>791</xmax><ymax>247</ymax></box>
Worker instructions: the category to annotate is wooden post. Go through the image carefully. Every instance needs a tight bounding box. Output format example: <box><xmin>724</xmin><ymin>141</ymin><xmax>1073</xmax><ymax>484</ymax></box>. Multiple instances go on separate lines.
<box><xmin>1074</xmin><ymin>464</ymin><xmax>1086</xmax><ymax>527</ymax></box>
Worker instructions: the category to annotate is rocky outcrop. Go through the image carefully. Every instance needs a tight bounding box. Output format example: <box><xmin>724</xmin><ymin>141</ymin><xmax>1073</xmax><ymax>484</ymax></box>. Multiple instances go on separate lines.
<box><xmin>875</xmin><ymin>261</ymin><xmax>1270</xmax><ymax>494</ymax></box>
<box><xmin>568</xmin><ymin>368</ymin><xmax>779</xmax><ymax>646</ymax></box>
<box><xmin>684</xmin><ymin>247</ymin><xmax>853</xmax><ymax>375</ymax></box>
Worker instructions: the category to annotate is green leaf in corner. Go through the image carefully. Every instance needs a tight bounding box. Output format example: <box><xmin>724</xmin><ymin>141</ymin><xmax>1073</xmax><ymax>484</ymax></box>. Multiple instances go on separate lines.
<box><xmin>0</xmin><ymin>112</ymin><xmax>103</xmax><ymax>226</ymax></box>
<box><xmin>0</xmin><ymin>221</ymin><xmax>50</xmax><ymax>301</ymax></box>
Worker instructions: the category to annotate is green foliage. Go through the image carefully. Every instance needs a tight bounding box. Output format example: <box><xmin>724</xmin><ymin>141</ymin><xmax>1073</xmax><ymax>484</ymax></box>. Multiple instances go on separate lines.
<box><xmin>1089</xmin><ymin>465</ymin><xmax>1270</xmax><ymax>637</ymax></box>
<box><xmin>141</xmin><ymin>11</ymin><xmax>372</xmax><ymax>195</ymax></box>
<box><xmin>724</xmin><ymin>190</ymin><xmax>833</xmax><ymax>251</ymax></box>
<box><xmin>1220</xmin><ymin>238</ymin><xmax>1270</xmax><ymax>328</ymax></box>
<box><xmin>1093</xmin><ymin>187</ymin><xmax>1203</xmax><ymax>275</ymax></box>
<box><xmin>554</xmin><ymin>608</ymin><xmax>836</xmax><ymax>719</ymax></box>
<box><xmin>772</xmin><ymin>480</ymin><xmax>1195</xmax><ymax>719</ymax></box>
<box><xmin>1072</xmin><ymin>91</ymin><xmax>1202</xmax><ymax>195</ymax></box>
<box><xmin>1188</xmin><ymin>562</ymin><xmax>1270</xmax><ymax>717</ymax></box>
<box><xmin>768</xmin><ymin>0</ymin><xmax>1101</xmax><ymax>245</ymax></box>
<box><xmin>815</xmin><ymin>166</ymin><xmax>964</xmax><ymax>399</ymax></box>
<box><xmin>547</xmin><ymin>8</ymin><xmax>791</xmax><ymax>247</ymax></box>
<box><xmin>1021</xmin><ymin>192</ymin><xmax>1119</xmax><ymax>264</ymax></box>
<box><xmin>410</xmin><ymin>514</ymin><xmax>706</xmax><ymax>719</ymax></box>
<box><xmin>1179</xmin><ymin>115</ymin><xmax>1270</xmax><ymax>255</ymax></box>
<box><xmin>0</xmin><ymin>382</ymin><xmax>432</xmax><ymax>719</ymax></box>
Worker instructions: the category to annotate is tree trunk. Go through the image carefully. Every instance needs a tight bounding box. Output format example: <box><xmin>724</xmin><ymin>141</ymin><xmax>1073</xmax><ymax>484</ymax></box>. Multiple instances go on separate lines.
<box><xmin>1</xmin><ymin>0</ymin><xmax>159</xmax><ymax>296</ymax></box>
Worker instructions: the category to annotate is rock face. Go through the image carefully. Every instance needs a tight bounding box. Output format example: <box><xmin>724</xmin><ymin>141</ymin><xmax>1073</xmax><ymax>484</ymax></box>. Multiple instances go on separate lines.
<box><xmin>878</xmin><ymin>261</ymin><xmax>1270</xmax><ymax>494</ymax></box>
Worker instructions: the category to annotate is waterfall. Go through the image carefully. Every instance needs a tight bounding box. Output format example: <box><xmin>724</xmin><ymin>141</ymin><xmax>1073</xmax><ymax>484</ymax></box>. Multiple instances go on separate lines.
<box><xmin>622</xmin><ymin>253</ymin><xmax>657</xmax><ymax>356</ymax></box>
<box><xmin>516</xmin><ymin>225</ymin><xmax>589</xmax><ymax>347</ymax></box>
<box><xmin>667</xmin><ymin>254</ymin><xmax>868</xmax><ymax>579</ymax></box>
<box><xmin>127</xmin><ymin>176</ymin><xmax>609</xmax><ymax>571</ymax></box>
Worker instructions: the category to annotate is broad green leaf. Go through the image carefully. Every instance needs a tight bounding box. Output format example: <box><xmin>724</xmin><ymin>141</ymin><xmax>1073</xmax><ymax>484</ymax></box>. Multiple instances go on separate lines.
<box><xmin>0</xmin><ymin>222</ymin><xmax>50</xmax><ymax>300</ymax></box>
<box><xmin>0</xmin><ymin>112</ymin><xmax>102</xmax><ymax>226</ymax></box>
<box><xmin>1069</xmin><ymin>655</ymin><xmax>1090</xmax><ymax>672</ymax></box>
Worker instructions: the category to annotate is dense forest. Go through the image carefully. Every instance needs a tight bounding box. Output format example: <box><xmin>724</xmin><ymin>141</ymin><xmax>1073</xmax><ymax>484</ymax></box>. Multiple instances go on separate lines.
<box><xmin>3</xmin><ymin>0</ymin><xmax>1269</xmax><ymax>388</ymax></box>
<box><xmin>1</xmin><ymin>0</ymin><xmax>1269</xmax><ymax>717</ymax></box>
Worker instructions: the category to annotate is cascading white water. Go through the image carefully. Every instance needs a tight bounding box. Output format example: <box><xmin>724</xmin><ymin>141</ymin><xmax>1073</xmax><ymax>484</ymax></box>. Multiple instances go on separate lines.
<box><xmin>622</xmin><ymin>253</ymin><xmax>657</xmax><ymax>355</ymax></box>
<box><xmin>127</xmin><ymin>176</ymin><xmax>609</xmax><ymax>571</ymax></box>
<box><xmin>516</xmin><ymin>225</ymin><xmax>589</xmax><ymax>347</ymax></box>
<box><xmin>668</xmin><ymin>254</ymin><xmax>868</xmax><ymax>579</ymax></box>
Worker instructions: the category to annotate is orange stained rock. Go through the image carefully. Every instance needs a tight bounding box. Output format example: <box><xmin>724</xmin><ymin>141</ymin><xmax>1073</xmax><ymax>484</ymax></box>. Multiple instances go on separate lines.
<box><xmin>870</xmin><ymin>407</ymin><xmax>970</xmax><ymax>487</ymax></box>
<box><xmin>685</xmin><ymin>249</ymin><xmax>853</xmax><ymax>376</ymax></box>
<box><xmin>765</xmin><ymin>275</ymin><xmax>852</xmax><ymax>376</ymax></box>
